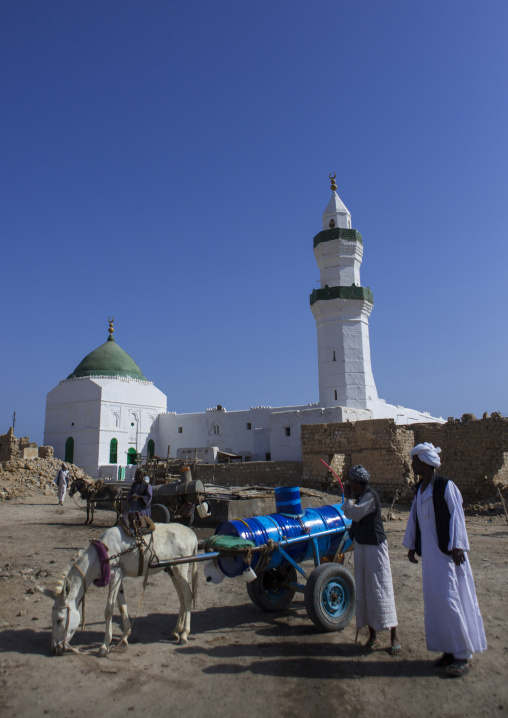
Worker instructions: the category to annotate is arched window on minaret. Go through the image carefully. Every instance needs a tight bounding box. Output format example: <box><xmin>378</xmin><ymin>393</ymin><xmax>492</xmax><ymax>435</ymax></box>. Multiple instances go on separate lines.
<box><xmin>329</xmin><ymin>219</ymin><xmax>335</xmax><ymax>228</ymax></box>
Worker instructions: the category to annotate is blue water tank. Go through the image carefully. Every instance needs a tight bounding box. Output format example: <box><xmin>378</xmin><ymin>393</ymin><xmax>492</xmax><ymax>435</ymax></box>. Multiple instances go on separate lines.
<box><xmin>215</xmin><ymin>488</ymin><xmax>352</xmax><ymax>578</ymax></box>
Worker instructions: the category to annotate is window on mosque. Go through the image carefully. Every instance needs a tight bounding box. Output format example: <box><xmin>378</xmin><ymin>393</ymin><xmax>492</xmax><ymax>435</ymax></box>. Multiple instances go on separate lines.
<box><xmin>65</xmin><ymin>437</ymin><xmax>74</xmax><ymax>464</ymax></box>
<box><xmin>178</xmin><ymin>427</ymin><xmax>183</xmax><ymax>434</ymax></box>
<box><xmin>285</xmin><ymin>427</ymin><xmax>291</xmax><ymax>437</ymax></box>
<box><xmin>333</xmin><ymin>351</ymin><xmax>336</xmax><ymax>361</ymax></box>
<box><xmin>334</xmin><ymin>390</ymin><xmax>338</xmax><ymax>400</ymax></box>
<box><xmin>147</xmin><ymin>440</ymin><xmax>155</xmax><ymax>458</ymax></box>
<box><xmin>265</xmin><ymin>452</ymin><xmax>271</xmax><ymax>461</ymax></box>
<box><xmin>127</xmin><ymin>448</ymin><xmax>137</xmax><ymax>465</ymax></box>
<box><xmin>213</xmin><ymin>425</ymin><xmax>220</xmax><ymax>435</ymax></box>
<box><xmin>110</xmin><ymin>438</ymin><xmax>118</xmax><ymax>464</ymax></box>
<box><xmin>246</xmin><ymin>423</ymin><xmax>251</xmax><ymax>430</ymax></box>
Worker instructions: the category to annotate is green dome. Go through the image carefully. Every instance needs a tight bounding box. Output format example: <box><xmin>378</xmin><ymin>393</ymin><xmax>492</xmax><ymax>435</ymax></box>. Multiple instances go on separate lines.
<box><xmin>67</xmin><ymin>336</ymin><xmax>147</xmax><ymax>380</ymax></box>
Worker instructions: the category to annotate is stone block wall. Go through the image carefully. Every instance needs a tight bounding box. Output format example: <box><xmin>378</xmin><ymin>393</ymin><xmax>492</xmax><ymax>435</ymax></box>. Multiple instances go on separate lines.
<box><xmin>1</xmin><ymin>431</ymin><xmax>55</xmax><ymax>464</ymax></box>
<box><xmin>301</xmin><ymin>419</ymin><xmax>415</xmax><ymax>501</ymax></box>
<box><xmin>38</xmin><ymin>446</ymin><xmax>54</xmax><ymax>459</ymax></box>
<box><xmin>409</xmin><ymin>413</ymin><xmax>508</xmax><ymax>500</ymax></box>
<box><xmin>0</xmin><ymin>428</ymin><xmax>21</xmax><ymax>462</ymax></box>
<box><xmin>301</xmin><ymin>414</ymin><xmax>508</xmax><ymax>502</ymax></box>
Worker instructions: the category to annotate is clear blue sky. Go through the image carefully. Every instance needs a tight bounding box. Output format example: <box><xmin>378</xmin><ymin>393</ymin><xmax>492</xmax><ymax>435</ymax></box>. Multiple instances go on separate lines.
<box><xmin>2</xmin><ymin>0</ymin><xmax>507</xmax><ymax>444</ymax></box>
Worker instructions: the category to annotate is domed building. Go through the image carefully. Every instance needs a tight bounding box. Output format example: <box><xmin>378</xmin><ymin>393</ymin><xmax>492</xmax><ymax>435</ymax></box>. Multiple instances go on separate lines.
<box><xmin>43</xmin><ymin>320</ymin><xmax>167</xmax><ymax>478</ymax></box>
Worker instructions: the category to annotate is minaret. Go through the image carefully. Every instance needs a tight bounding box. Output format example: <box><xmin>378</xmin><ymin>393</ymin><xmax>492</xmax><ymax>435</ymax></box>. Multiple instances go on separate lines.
<box><xmin>310</xmin><ymin>174</ymin><xmax>378</xmax><ymax>409</ymax></box>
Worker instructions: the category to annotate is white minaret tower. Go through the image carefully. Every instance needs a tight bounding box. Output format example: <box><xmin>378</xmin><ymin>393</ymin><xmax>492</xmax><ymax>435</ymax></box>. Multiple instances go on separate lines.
<box><xmin>310</xmin><ymin>174</ymin><xmax>378</xmax><ymax>409</ymax></box>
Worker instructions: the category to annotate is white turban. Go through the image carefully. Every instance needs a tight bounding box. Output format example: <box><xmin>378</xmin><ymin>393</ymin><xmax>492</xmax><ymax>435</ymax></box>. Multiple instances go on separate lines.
<box><xmin>410</xmin><ymin>442</ymin><xmax>441</xmax><ymax>468</ymax></box>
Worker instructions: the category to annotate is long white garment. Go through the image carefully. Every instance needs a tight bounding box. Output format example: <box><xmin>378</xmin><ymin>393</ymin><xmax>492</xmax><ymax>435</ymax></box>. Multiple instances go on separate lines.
<box><xmin>55</xmin><ymin>470</ymin><xmax>69</xmax><ymax>504</ymax></box>
<box><xmin>403</xmin><ymin>480</ymin><xmax>487</xmax><ymax>658</ymax></box>
<box><xmin>344</xmin><ymin>493</ymin><xmax>398</xmax><ymax>631</ymax></box>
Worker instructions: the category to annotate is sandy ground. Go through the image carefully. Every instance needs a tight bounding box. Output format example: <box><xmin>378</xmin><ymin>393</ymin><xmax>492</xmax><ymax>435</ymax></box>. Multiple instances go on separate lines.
<box><xmin>0</xmin><ymin>491</ymin><xmax>507</xmax><ymax>718</ymax></box>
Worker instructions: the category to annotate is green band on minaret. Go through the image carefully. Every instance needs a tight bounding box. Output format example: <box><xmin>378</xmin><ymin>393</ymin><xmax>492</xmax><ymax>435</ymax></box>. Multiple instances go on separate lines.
<box><xmin>313</xmin><ymin>227</ymin><xmax>363</xmax><ymax>249</ymax></box>
<box><xmin>309</xmin><ymin>285</ymin><xmax>374</xmax><ymax>306</ymax></box>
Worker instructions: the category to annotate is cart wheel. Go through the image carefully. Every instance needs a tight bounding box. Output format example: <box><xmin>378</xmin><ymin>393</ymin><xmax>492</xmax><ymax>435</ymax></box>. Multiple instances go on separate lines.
<box><xmin>151</xmin><ymin>504</ymin><xmax>171</xmax><ymax>523</ymax></box>
<box><xmin>304</xmin><ymin>562</ymin><xmax>355</xmax><ymax>632</ymax></box>
<box><xmin>247</xmin><ymin>565</ymin><xmax>297</xmax><ymax>612</ymax></box>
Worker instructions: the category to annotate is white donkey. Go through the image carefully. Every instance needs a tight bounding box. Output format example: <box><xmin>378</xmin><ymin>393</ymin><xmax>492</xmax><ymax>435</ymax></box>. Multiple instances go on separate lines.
<box><xmin>38</xmin><ymin>523</ymin><xmax>198</xmax><ymax>656</ymax></box>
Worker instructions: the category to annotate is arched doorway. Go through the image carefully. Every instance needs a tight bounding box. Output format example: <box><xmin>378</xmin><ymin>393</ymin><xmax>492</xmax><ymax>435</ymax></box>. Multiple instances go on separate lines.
<box><xmin>147</xmin><ymin>439</ymin><xmax>155</xmax><ymax>458</ymax></box>
<box><xmin>65</xmin><ymin>437</ymin><xmax>74</xmax><ymax>464</ymax></box>
<box><xmin>127</xmin><ymin>448</ymin><xmax>137</xmax><ymax>465</ymax></box>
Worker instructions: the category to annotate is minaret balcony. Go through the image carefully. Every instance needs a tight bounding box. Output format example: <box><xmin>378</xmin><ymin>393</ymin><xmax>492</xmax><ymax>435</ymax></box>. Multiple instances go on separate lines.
<box><xmin>309</xmin><ymin>285</ymin><xmax>374</xmax><ymax>306</ymax></box>
<box><xmin>313</xmin><ymin>227</ymin><xmax>363</xmax><ymax>249</ymax></box>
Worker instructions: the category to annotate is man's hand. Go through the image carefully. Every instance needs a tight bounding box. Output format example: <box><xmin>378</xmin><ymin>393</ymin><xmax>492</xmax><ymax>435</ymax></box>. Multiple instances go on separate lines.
<box><xmin>451</xmin><ymin>548</ymin><xmax>465</xmax><ymax>566</ymax></box>
<box><xmin>407</xmin><ymin>549</ymin><xmax>418</xmax><ymax>564</ymax></box>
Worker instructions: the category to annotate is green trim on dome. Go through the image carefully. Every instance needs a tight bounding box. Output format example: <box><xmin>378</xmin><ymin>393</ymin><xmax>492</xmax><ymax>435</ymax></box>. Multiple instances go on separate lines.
<box><xmin>67</xmin><ymin>336</ymin><xmax>147</xmax><ymax>380</ymax></box>
<box><xmin>309</xmin><ymin>285</ymin><xmax>374</xmax><ymax>306</ymax></box>
<box><xmin>313</xmin><ymin>227</ymin><xmax>363</xmax><ymax>249</ymax></box>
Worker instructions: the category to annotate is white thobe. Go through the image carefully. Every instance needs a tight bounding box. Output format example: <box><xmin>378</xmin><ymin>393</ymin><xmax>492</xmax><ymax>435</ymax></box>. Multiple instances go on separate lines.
<box><xmin>344</xmin><ymin>493</ymin><xmax>398</xmax><ymax>631</ymax></box>
<box><xmin>55</xmin><ymin>470</ymin><xmax>69</xmax><ymax>504</ymax></box>
<box><xmin>403</xmin><ymin>480</ymin><xmax>487</xmax><ymax>659</ymax></box>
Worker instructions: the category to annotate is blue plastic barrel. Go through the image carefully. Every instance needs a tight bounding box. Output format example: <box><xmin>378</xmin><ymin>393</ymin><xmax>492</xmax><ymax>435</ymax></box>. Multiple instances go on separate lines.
<box><xmin>274</xmin><ymin>486</ymin><xmax>303</xmax><ymax>517</ymax></box>
<box><xmin>215</xmin><ymin>497</ymin><xmax>352</xmax><ymax>578</ymax></box>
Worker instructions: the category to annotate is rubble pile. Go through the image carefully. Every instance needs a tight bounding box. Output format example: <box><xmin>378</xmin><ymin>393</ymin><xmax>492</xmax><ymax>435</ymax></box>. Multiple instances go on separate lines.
<box><xmin>0</xmin><ymin>458</ymin><xmax>92</xmax><ymax>501</ymax></box>
<box><xmin>464</xmin><ymin>494</ymin><xmax>507</xmax><ymax>516</ymax></box>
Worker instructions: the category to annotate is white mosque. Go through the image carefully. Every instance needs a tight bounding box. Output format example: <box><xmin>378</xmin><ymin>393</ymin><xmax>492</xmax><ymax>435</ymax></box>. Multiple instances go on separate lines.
<box><xmin>44</xmin><ymin>176</ymin><xmax>443</xmax><ymax>478</ymax></box>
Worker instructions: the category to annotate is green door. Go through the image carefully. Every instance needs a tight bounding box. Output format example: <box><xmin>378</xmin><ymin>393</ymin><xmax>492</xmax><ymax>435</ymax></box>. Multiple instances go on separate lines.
<box><xmin>65</xmin><ymin>437</ymin><xmax>74</xmax><ymax>464</ymax></box>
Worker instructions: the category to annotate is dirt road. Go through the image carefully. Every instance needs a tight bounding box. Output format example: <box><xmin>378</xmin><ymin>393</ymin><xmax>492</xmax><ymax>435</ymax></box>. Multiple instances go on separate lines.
<box><xmin>0</xmin><ymin>493</ymin><xmax>507</xmax><ymax>718</ymax></box>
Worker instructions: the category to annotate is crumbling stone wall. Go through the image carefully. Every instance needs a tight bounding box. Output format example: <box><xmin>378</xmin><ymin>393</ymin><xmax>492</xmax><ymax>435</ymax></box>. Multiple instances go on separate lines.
<box><xmin>0</xmin><ymin>429</ymin><xmax>45</xmax><ymax>461</ymax></box>
<box><xmin>301</xmin><ymin>414</ymin><xmax>508</xmax><ymax>502</ymax></box>
<box><xmin>38</xmin><ymin>446</ymin><xmax>54</xmax><ymax>459</ymax></box>
<box><xmin>302</xmin><ymin>419</ymin><xmax>415</xmax><ymax>501</ymax></box>
<box><xmin>0</xmin><ymin>428</ymin><xmax>20</xmax><ymax>462</ymax></box>
<box><xmin>409</xmin><ymin>413</ymin><xmax>508</xmax><ymax>500</ymax></box>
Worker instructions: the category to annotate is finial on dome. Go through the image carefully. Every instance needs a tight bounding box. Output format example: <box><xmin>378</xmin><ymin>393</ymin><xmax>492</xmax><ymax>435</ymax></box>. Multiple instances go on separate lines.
<box><xmin>329</xmin><ymin>172</ymin><xmax>337</xmax><ymax>192</ymax></box>
<box><xmin>108</xmin><ymin>316</ymin><xmax>115</xmax><ymax>342</ymax></box>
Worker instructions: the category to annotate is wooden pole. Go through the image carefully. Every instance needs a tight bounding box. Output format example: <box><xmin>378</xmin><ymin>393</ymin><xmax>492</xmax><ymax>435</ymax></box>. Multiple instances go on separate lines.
<box><xmin>497</xmin><ymin>486</ymin><xmax>508</xmax><ymax>527</ymax></box>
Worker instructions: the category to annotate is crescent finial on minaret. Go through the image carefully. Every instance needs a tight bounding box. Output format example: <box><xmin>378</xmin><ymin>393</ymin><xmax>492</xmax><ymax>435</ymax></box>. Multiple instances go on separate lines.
<box><xmin>329</xmin><ymin>172</ymin><xmax>337</xmax><ymax>192</ymax></box>
<box><xmin>108</xmin><ymin>317</ymin><xmax>115</xmax><ymax>340</ymax></box>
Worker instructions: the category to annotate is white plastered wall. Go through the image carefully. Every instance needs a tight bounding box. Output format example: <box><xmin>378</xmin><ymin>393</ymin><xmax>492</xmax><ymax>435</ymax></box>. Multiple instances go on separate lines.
<box><xmin>44</xmin><ymin>376</ymin><xmax>166</xmax><ymax>478</ymax></box>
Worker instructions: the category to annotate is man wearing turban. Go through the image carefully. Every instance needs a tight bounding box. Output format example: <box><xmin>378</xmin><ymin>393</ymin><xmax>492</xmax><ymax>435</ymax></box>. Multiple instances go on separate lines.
<box><xmin>403</xmin><ymin>443</ymin><xmax>486</xmax><ymax>677</ymax></box>
<box><xmin>343</xmin><ymin>465</ymin><xmax>400</xmax><ymax>654</ymax></box>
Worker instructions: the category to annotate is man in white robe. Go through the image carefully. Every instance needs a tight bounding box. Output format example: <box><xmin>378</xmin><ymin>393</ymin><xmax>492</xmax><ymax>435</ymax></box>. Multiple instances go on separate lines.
<box><xmin>343</xmin><ymin>465</ymin><xmax>400</xmax><ymax>654</ymax></box>
<box><xmin>403</xmin><ymin>443</ymin><xmax>487</xmax><ymax>677</ymax></box>
<box><xmin>54</xmin><ymin>464</ymin><xmax>69</xmax><ymax>506</ymax></box>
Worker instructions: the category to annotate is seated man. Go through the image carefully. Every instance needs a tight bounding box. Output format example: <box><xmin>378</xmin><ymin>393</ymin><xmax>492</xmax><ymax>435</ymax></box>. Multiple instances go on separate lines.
<box><xmin>126</xmin><ymin>469</ymin><xmax>152</xmax><ymax>517</ymax></box>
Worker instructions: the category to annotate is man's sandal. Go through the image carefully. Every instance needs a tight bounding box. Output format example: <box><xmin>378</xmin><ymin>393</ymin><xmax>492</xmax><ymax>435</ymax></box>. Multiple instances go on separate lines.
<box><xmin>388</xmin><ymin>645</ymin><xmax>402</xmax><ymax>656</ymax></box>
<box><xmin>434</xmin><ymin>653</ymin><xmax>454</xmax><ymax>667</ymax></box>
<box><xmin>364</xmin><ymin>639</ymin><xmax>381</xmax><ymax>651</ymax></box>
<box><xmin>444</xmin><ymin>661</ymin><xmax>470</xmax><ymax>677</ymax></box>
